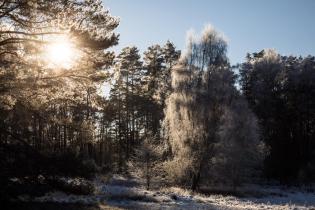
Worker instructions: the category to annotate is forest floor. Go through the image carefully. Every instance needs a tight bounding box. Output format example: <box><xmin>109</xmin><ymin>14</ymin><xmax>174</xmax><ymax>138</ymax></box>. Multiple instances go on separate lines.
<box><xmin>7</xmin><ymin>175</ymin><xmax>315</xmax><ymax>210</ymax></box>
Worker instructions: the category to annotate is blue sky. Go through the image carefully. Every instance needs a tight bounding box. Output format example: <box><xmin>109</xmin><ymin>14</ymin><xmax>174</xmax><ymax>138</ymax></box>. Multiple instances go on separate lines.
<box><xmin>103</xmin><ymin>0</ymin><xmax>315</xmax><ymax>65</ymax></box>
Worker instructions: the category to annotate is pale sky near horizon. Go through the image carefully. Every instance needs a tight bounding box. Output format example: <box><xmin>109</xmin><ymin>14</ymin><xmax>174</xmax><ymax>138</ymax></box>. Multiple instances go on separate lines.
<box><xmin>103</xmin><ymin>0</ymin><xmax>315</xmax><ymax>65</ymax></box>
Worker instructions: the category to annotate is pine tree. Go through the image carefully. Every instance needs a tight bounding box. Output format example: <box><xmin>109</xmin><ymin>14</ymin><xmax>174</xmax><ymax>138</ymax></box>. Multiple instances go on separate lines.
<box><xmin>108</xmin><ymin>46</ymin><xmax>143</xmax><ymax>171</ymax></box>
<box><xmin>0</xmin><ymin>0</ymin><xmax>120</xmax><ymax>188</ymax></box>
<box><xmin>159</xmin><ymin>41</ymin><xmax>181</xmax><ymax>105</ymax></box>
<box><xmin>143</xmin><ymin>45</ymin><xmax>165</xmax><ymax>136</ymax></box>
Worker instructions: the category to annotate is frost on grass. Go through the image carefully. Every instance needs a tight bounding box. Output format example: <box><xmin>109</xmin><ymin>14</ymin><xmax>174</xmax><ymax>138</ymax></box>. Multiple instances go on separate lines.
<box><xmin>28</xmin><ymin>175</ymin><xmax>315</xmax><ymax>210</ymax></box>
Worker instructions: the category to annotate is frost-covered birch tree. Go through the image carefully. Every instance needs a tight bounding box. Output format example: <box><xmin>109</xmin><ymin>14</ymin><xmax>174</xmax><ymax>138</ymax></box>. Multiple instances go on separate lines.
<box><xmin>163</xmin><ymin>25</ymin><xmax>264</xmax><ymax>190</ymax></box>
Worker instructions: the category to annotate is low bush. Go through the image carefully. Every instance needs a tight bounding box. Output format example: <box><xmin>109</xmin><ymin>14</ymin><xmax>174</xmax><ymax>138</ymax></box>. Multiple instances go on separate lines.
<box><xmin>47</xmin><ymin>177</ymin><xmax>95</xmax><ymax>195</ymax></box>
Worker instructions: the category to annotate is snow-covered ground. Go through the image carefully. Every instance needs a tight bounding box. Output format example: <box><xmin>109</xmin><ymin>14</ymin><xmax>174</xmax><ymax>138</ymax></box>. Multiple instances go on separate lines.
<box><xmin>29</xmin><ymin>175</ymin><xmax>315</xmax><ymax>210</ymax></box>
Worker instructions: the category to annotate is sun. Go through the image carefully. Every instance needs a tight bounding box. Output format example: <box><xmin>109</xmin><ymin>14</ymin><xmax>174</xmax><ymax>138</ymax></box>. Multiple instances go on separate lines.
<box><xmin>45</xmin><ymin>36</ymin><xmax>78</xmax><ymax>69</ymax></box>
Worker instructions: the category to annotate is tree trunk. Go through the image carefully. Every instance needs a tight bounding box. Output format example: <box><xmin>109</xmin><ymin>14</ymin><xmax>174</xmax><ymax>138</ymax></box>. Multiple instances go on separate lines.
<box><xmin>191</xmin><ymin>171</ymin><xmax>200</xmax><ymax>191</ymax></box>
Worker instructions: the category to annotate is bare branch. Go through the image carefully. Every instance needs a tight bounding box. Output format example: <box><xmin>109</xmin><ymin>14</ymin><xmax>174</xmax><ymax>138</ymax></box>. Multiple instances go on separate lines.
<box><xmin>0</xmin><ymin>30</ymin><xmax>64</xmax><ymax>36</ymax></box>
<box><xmin>0</xmin><ymin>37</ymin><xmax>48</xmax><ymax>46</ymax></box>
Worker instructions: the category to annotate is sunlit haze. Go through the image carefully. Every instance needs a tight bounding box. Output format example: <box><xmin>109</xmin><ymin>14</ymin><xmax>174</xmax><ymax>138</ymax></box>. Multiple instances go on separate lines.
<box><xmin>45</xmin><ymin>36</ymin><xmax>78</xmax><ymax>69</ymax></box>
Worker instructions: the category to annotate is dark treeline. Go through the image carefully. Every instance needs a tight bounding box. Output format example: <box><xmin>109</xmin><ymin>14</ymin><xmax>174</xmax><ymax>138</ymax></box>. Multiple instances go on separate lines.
<box><xmin>240</xmin><ymin>51</ymin><xmax>315</xmax><ymax>182</ymax></box>
<box><xmin>1</xmin><ymin>0</ymin><xmax>315</xmax><ymax>200</ymax></box>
